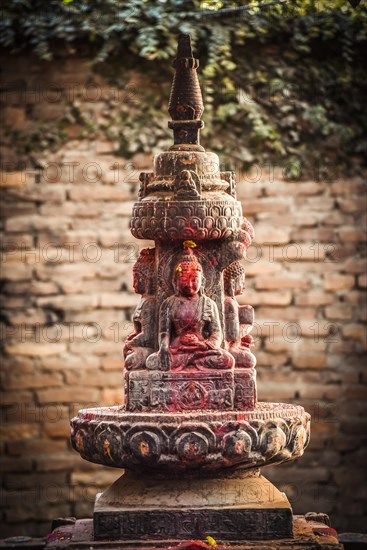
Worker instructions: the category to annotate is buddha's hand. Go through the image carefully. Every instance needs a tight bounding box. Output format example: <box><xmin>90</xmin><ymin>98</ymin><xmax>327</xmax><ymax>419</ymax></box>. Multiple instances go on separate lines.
<box><xmin>180</xmin><ymin>333</ymin><xmax>200</xmax><ymax>346</ymax></box>
<box><xmin>197</xmin><ymin>340</ymin><xmax>210</xmax><ymax>350</ymax></box>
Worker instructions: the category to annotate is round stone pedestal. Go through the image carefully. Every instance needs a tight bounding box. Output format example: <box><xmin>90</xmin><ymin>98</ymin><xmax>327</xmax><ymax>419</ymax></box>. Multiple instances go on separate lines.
<box><xmin>70</xmin><ymin>402</ymin><xmax>310</xmax><ymax>473</ymax></box>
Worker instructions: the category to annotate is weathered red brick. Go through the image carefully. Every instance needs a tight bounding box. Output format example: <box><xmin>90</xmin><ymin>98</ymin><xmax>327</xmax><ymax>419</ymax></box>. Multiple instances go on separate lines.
<box><xmin>64</xmin><ymin>370</ymin><xmax>118</xmax><ymax>387</ymax></box>
<box><xmin>339</xmin><ymin>227</ymin><xmax>366</xmax><ymax>242</ymax></box>
<box><xmin>330</xmin><ymin>178</ymin><xmax>366</xmax><ymax>195</ymax></box>
<box><xmin>5</xmin><ymin>215</ymin><xmax>71</xmax><ymax>232</ymax></box>
<box><xmin>344</xmin><ymin>386</ymin><xmax>367</xmax><ymax>400</ymax></box>
<box><xmin>37</xmin><ymin>294</ymin><xmax>99</xmax><ymax>311</ymax></box>
<box><xmin>244</xmin><ymin>259</ymin><xmax>282</xmax><ymax>276</ymax></box>
<box><xmin>342</xmin><ymin>323</ymin><xmax>367</xmax><ymax>342</ymax></box>
<box><xmin>305</xmin><ymin>196</ymin><xmax>335</xmax><ymax>211</ymax></box>
<box><xmin>325</xmin><ymin>304</ymin><xmax>354</xmax><ymax>321</ymax></box>
<box><xmin>1</xmin><ymin>263</ymin><xmax>33</xmax><ymax>281</ymax></box>
<box><xmin>256</xmin><ymin>306</ymin><xmax>316</xmax><ymax>320</ymax></box>
<box><xmin>4</xmin><ymin>342</ymin><xmax>67</xmax><ymax>357</ymax></box>
<box><xmin>0</xmin><ymin>171</ymin><xmax>28</xmax><ymax>188</ymax></box>
<box><xmin>324</xmin><ymin>273</ymin><xmax>355</xmax><ymax>291</ymax></box>
<box><xmin>295</xmin><ymin>291</ymin><xmax>333</xmax><ymax>306</ymax></box>
<box><xmin>342</xmin><ymin>290</ymin><xmax>365</xmax><ymax>305</ymax></box>
<box><xmin>0</xmin><ymin>391</ymin><xmax>34</xmax><ymax>405</ymax></box>
<box><xmin>268</xmin><ymin>243</ymin><xmax>326</xmax><ymax>262</ymax></box>
<box><xmin>2</xmin><ymin>374</ymin><xmax>63</xmax><ymax>391</ymax></box>
<box><xmin>99</xmin><ymin>292</ymin><xmax>139</xmax><ymax>308</ymax></box>
<box><xmin>253</xmin><ymin>227</ymin><xmax>290</xmax><ymax>244</ymax></box>
<box><xmin>0</xmin><ymin>423</ymin><xmax>39</xmax><ymax>442</ymax></box>
<box><xmin>243</xmin><ymin>197</ymin><xmax>291</xmax><ymax>214</ymax></box>
<box><xmin>238</xmin><ymin>290</ymin><xmax>292</xmax><ymax>306</ymax></box>
<box><xmin>101</xmin><ymin>387</ymin><xmax>123</xmax><ymax>405</ymax></box>
<box><xmin>101</xmin><ymin>355</ymin><xmax>122</xmax><ymax>371</ymax></box>
<box><xmin>337</xmin><ymin>197</ymin><xmax>367</xmax><ymax>214</ymax></box>
<box><xmin>255</xmin><ymin>351</ymin><xmax>288</xmax><ymax>367</ymax></box>
<box><xmin>0</xmin><ymin>457</ymin><xmax>33</xmax><ymax>472</ymax></box>
<box><xmin>265</xmin><ymin>337</ymin><xmax>296</xmax><ymax>353</ymax></box>
<box><xmin>265</xmin><ymin>181</ymin><xmax>323</xmax><ymax>197</ymax></box>
<box><xmin>69</xmin><ymin>186</ymin><xmax>131</xmax><ymax>202</ymax></box>
<box><xmin>5</xmin><ymin>308</ymin><xmax>53</xmax><ymax>326</ymax></box>
<box><xmin>292</xmin><ymin>354</ymin><xmax>326</xmax><ymax>369</ymax></box>
<box><xmin>37</xmin><ymin>387</ymin><xmax>100</xmax><ymax>404</ymax></box>
<box><xmin>343</xmin><ymin>257</ymin><xmax>367</xmax><ymax>274</ymax></box>
<box><xmin>43</xmin><ymin>419</ymin><xmax>71</xmax><ymax>439</ymax></box>
<box><xmin>291</xmin><ymin>227</ymin><xmax>335</xmax><ymax>242</ymax></box>
<box><xmin>35</xmin><ymin>453</ymin><xmax>76</xmax><ymax>472</ymax></box>
<box><xmin>256</xmin><ymin>274</ymin><xmax>310</xmax><ymax>290</ymax></box>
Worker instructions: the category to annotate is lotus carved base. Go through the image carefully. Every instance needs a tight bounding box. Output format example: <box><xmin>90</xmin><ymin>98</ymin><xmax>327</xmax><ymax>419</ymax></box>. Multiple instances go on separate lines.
<box><xmin>70</xmin><ymin>402</ymin><xmax>310</xmax><ymax>473</ymax></box>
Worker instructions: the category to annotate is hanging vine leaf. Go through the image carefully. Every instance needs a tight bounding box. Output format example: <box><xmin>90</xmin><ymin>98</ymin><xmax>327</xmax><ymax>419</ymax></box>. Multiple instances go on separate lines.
<box><xmin>1</xmin><ymin>0</ymin><xmax>366</xmax><ymax>176</ymax></box>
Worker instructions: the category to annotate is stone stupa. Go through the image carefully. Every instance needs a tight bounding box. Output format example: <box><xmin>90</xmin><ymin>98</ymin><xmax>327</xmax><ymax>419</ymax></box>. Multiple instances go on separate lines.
<box><xmin>45</xmin><ymin>35</ymin><xmax>341</xmax><ymax>550</ymax></box>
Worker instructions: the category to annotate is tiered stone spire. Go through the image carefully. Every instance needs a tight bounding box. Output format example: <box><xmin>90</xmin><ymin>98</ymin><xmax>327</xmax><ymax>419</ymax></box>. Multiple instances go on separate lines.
<box><xmin>168</xmin><ymin>34</ymin><xmax>205</xmax><ymax>150</ymax></box>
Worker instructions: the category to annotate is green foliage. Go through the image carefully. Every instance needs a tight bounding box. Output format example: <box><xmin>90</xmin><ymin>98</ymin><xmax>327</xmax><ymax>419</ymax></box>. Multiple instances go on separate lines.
<box><xmin>1</xmin><ymin>0</ymin><xmax>366</xmax><ymax>175</ymax></box>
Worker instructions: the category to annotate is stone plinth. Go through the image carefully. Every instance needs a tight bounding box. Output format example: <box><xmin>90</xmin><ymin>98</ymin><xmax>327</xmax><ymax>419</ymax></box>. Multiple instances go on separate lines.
<box><xmin>71</xmin><ymin>403</ymin><xmax>310</xmax><ymax>473</ymax></box>
<box><xmin>93</xmin><ymin>469</ymin><xmax>292</xmax><ymax>541</ymax></box>
<box><xmin>44</xmin><ymin>516</ymin><xmax>343</xmax><ymax>550</ymax></box>
<box><xmin>71</xmin><ymin>402</ymin><xmax>310</xmax><ymax>542</ymax></box>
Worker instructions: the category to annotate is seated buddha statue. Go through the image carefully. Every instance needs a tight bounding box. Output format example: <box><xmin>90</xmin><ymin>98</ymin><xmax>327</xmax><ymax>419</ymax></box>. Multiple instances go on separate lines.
<box><xmin>123</xmin><ymin>248</ymin><xmax>156</xmax><ymax>370</ymax></box>
<box><xmin>223</xmin><ymin>261</ymin><xmax>256</xmax><ymax>370</ymax></box>
<box><xmin>146</xmin><ymin>245</ymin><xmax>234</xmax><ymax>371</ymax></box>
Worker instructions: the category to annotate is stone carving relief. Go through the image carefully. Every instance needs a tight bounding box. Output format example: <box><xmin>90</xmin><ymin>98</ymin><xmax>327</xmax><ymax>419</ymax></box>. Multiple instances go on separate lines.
<box><xmin>71</xmin><ymin>404</ymin><xmax>310</xmax><ymax>472</ymax></box>
<box><xmin>174</xmin><ymin>169</ymin><xmax>202</xmax><ymax>200</ymax></box>
<box><xmin>123</xmin><ymin>248</ymin><xmax>156</xmax><ymax>371</ymax></box>
<box><xmin>146</xmin><ymin>244</ymin><xmax>234</xmax><ymax>373</ymax></box>
<box><xmin>130</xmin><ymin>200</ymin><xmax>243</xmax><ymax>241</ymax></box>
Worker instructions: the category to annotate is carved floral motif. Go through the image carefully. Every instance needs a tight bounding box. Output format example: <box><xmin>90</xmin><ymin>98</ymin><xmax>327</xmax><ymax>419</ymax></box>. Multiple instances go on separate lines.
<box><xmin>130</xmin><ymin>200</ymin><xmax>243</xmax><ymax>241</ymax></box>
<box><xmin>70</xmin><ymin>404</ymin><xmax>310</xmax><ymax>472</ymax></box>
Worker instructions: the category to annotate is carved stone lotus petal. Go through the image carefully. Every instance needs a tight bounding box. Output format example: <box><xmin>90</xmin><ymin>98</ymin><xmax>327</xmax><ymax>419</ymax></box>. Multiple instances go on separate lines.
<box><xmin>70</xmin><ymin>403</ymin><xmax>310</xmax><ymax>473</ymax></box>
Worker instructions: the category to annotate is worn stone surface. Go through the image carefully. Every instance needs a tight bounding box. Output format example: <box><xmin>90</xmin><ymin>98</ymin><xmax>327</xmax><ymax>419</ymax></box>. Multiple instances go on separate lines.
<box><xmin>71</xmin><ymin>403</ymin><xmax>309</xmax><ymax>472</ymax></box>
<box><xmin>43</xmin><ymin>516</ymin><xmax>343</xmax><ymax>549</ymax></box>
<box><xmin>93</xmin><ymin>470</ymin><xmax>293</xmax><ymax>540</ymax></box>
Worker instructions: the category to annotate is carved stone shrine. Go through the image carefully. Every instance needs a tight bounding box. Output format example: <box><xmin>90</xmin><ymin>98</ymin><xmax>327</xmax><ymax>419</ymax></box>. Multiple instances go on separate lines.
<box><xmin>62</xmin><ymin>35</ymin><xmax>341</xmax><ymax>549</ymax></box>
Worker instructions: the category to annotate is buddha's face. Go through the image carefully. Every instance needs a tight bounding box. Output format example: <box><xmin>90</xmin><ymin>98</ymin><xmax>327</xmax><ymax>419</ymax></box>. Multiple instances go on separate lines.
<box><xmin>234</xmin><ymin>273</ymin><xmax>245</xmax><ymax>296</ymax></box>
<box><xmin>176</xmin><ymin>265</ymin><xmax>202</xmax><ymax>297</ymax></box>
<box><xmin>133</xmin><ymin>269</ymin><xmax>145</xmax><ymax>294</ymax></box>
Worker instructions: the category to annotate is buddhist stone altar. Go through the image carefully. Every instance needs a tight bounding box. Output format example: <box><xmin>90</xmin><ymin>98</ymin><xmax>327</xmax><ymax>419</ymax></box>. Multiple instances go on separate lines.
<box><xmin>65</xmin><ymin>35</ymin><xmax>340</xmax><ymax>549</ymax></box>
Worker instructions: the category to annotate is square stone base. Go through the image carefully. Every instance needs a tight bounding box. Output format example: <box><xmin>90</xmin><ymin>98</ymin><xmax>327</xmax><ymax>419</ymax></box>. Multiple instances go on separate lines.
<box><xmin>93</xmin><ymin>470</ymin><xmax>293</xmax><ymax>541</ymax></box>
<box><xmin>94</xmin><ymin>506</ymin><xmax>292</xmax><ymax>541</ymax></box>
<box><xmin>45</xmin><ymin>516</ymin><xmax>343</xmax><ymax>549</ymax></box>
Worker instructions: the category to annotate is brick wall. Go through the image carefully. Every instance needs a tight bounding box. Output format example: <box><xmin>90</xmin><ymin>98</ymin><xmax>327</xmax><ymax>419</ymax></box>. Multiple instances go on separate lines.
<box><xmin>1</xmin><ymin>53</ymin><xmax>366</xmax><ymax>537</ymax></box>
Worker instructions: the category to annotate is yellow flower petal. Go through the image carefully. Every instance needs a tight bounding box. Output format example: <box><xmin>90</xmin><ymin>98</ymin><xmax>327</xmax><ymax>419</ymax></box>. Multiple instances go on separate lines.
<box><xmin>183</xmin><ymin>240</ymin><xmax>197</xmax><ymax>249</ymax></box>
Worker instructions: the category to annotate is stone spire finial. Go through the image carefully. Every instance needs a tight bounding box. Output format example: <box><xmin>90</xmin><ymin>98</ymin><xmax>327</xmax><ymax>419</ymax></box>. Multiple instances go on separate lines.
<box><xmin>168</xmin><ymin>34</ymin><xmax>205</xmax><ymax>151</ymax></box>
